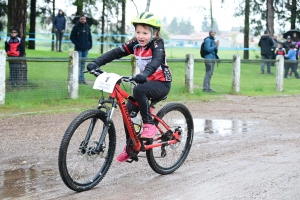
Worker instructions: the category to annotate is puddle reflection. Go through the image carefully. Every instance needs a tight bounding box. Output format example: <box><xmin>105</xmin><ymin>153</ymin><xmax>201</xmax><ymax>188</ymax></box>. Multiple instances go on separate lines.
<box><xmin>0</xmin><ymin>167</ymin><xmax>54</xmax><ymax>198</ymax></box>
<box><xmin>194</xmin><ymin>119</ymin><xmax>255</xmax><ymax>138</ymax></box>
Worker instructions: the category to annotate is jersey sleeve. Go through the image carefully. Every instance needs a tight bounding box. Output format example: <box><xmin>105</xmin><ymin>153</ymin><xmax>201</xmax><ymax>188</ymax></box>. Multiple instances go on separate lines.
<box><xmin>93</xmin><ymin>39</ymin><xmax>138</xmax><ymax>66</ymax></box>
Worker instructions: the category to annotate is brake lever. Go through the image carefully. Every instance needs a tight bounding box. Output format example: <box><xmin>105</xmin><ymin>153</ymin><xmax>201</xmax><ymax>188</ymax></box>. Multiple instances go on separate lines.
<box><xmin>123</xmin><ymin>76</ymin><xmax>133</xmax><ymax>82</ymax></box>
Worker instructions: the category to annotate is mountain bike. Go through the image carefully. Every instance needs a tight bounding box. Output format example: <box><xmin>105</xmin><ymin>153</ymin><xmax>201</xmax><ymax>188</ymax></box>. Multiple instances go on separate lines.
<box><xmin>58</xmin><ymin>69</ymin><xmax>194</xmax><ymax>192</ymax></box>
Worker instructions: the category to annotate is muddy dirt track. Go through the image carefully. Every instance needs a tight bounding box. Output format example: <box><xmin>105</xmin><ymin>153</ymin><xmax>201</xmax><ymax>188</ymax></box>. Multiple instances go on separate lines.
<box><xmin>1</xmin><ymin>95</ymin><xmax>300</xmax><ymax>200</ymax></box>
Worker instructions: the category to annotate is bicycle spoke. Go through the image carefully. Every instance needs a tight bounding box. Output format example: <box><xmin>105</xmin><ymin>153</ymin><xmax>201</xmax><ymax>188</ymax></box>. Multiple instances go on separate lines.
<box><xmin>146</xmin><ymin>103</ymin><xmax>193</xmax><ymax>174</ymax></box>
<box><xmin>58</xmin><ymin>109</ymin><xmax>116</xmax><ymax>191</ymax></box>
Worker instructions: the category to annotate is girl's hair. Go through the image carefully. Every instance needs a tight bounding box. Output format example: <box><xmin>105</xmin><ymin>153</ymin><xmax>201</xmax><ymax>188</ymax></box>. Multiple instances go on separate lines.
<box><xmin>132</xmin><ymin>23</ymin><xmax>163</xmax><ymax>42</ymax></box>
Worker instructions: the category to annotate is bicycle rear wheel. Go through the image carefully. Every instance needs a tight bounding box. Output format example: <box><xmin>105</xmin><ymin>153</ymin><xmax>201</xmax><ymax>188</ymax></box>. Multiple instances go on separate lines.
<box><xmin>58</xmin><ymin>109</ymin><xmax>116</xmax><ymax>192</ymax></box>
<box><xmin>146</xmin><ymin>103</ymin><xmax>194</xmax><ymax>175</ymax></box>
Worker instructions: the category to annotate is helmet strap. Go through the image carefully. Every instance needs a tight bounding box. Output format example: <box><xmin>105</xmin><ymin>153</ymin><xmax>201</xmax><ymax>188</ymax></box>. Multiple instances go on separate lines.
<box><xmin>150</xmin><ymin>27</ymin><xmax>154</xmax><ymax>43</ymax></box>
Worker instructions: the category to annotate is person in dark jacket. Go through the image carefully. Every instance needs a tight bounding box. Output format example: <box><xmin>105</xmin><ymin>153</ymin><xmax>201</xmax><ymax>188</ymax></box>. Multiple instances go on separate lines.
<box><xmin>283</xmin><ymin>35</ymin><xmax>292</xmax><ymax>52</ymax></box>
<box><xmin>258</xmin><ymin>30</ymin><xmax>274</xmax><ymax>74</ymax></box>
<box><xmin>5</xmin><ymin>26</ymin><xmax>26</xmax><ymax>86</ymax></box>
<box><xmin>53</xmin><ymin>9</ymin><xmax>66</xmax><ymax>52</ymax></box>
<box><xmin>271</xmin><ymin>35</ymin><xmax>280</xmax><ymax>66</ymax></box>
<box><xmin>202</xmin><ymin>30</ymin><xmax>219</xmax><ymax>92</ymax></box>
<box><xmin>70</xmin><ymin>15</ymin><xmax>93</xmax><ymax>84</ymax></box>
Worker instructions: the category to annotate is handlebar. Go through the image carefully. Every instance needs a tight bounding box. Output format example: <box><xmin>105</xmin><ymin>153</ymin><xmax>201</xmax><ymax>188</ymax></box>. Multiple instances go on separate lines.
<box><xmin>84</xmin><ymin>68</ymin><xmax>134</xmax><ymax>83</ymax></box>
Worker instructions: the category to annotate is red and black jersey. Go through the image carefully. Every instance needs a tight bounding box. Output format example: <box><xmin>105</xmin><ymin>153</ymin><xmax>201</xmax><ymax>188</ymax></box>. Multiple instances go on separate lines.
<box><xmin>93</xmin><ymin>38</ymin><xmax>172</xmax><ymax>82</ymax></box>
<box><xmin>275</xmin><ymin>47</ymin><xmax>286</xmax><ymax>56</ymax></box>
<box><xmin>5</xmin><ymin>37</ymin><xmax>25</xmax><ymax>57</ymax></box>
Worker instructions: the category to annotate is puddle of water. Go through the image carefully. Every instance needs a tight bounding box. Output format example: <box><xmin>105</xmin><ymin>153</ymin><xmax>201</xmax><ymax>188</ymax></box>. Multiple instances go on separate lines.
<box><xmin>193</xmin><ymin>119</ymin><xmax>256</xmax><ymax>138</ymax></box>
<box><xmin>0</xmin><ymin>167</ymin><xmax>55</xmax><ymax>199</ymax></box>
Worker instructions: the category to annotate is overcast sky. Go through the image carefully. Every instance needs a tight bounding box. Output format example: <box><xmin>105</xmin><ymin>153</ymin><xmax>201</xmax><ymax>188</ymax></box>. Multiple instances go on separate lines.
<box><xmin>126</xmin><ymin>0</ymin><xmax>244</xmax><ymax>32</ymax></box>
<box><xmin>56</xmin><ymin>0</ymin><xmax>244</xmax><ymax>32</ymax></box>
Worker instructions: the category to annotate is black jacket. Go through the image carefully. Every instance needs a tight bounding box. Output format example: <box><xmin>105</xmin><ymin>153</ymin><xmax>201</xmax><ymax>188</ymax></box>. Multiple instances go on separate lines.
<box><xmin>53</xmin><ymin>10</ymin><xmax>66</xmax><ymax>31</ymax></box>
<box><xmin>70</xmin><ymin>22</ymin><xmax>92</xmax><ymax>51</ymax></box>
<box><xmin>258</xmin><ymin>35</ymin><xmax>274</xmax><ymax>56</ymax></box>
<box><xmin>283</xmin><ymin>41</ymin><xmax>292</xmax><ymax>52</ymax></box>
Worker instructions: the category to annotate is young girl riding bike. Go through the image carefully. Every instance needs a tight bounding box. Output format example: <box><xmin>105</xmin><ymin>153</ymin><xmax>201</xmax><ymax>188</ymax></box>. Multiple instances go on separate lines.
<box><xmin>87</xmin><ymin>12</ymin><xmax>172</xmax><ymax>162</ymax></box>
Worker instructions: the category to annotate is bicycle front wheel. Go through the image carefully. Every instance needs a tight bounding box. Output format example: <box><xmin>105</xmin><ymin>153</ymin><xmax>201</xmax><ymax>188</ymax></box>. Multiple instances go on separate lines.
<box><xmin>146</xmin><ymin>103</ymin><xmax>194</xmax><ymax>175</ymax></box>
<box><xmin>58</xmin><ymin>109</ymin><xmax>116</xmax><ymax>192</ymax></box>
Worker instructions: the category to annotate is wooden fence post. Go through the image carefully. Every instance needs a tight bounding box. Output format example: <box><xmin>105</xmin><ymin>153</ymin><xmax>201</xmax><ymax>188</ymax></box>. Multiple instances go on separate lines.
<box><xmin>185</xmin><ymin>54</ymin><xmax>194</xmax><ymax>93</ymax></box>
<box><xmin>232</xmin><ymin>54</ymin><xmax>241</xmax><ymax>93</ymax></box>
<box><xmin>276</xmin><ymin>55</ymin><xmax>284</xmax><ymax>92</ymax></box>
<box><xmin>68</xmin><ymin>51</ymin><xmax>79</xmax><ymax>99</ymax></box>
<box><xmin>0</xmin><ymin>50</ymin><xmax>6</xmax><ymax>105</ymax></box>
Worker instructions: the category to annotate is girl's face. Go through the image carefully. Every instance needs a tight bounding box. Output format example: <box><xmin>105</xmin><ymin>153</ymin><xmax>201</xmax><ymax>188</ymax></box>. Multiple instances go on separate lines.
<box><xmin>135</xmin><ymin>24</ymin><xmax>156</xmax><ymax>47</ymax></box>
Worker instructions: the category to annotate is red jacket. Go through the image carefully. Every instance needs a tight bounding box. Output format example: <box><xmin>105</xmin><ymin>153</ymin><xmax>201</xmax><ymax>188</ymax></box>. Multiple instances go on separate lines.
<box><xmin>5</xmin><ymin>37</ymin><xmax>25</xmax><ymax>57</ymax></box>
<box><xmin>275</xmin><ymin>47</ymin><xmax>286</xmax><ymax>56</ymax></box>
<box><xmin>93</xmin><ymin>38</ymin><xmax>172</xmax><ymax>82</ymax></box>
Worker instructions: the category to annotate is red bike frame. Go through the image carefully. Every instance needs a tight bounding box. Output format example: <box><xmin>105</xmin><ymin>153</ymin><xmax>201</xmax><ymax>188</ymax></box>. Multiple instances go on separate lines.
<box><xmin>109</xmin><ymin>83</ymin><xmax>180</xmax><ymax>152</ymax></box>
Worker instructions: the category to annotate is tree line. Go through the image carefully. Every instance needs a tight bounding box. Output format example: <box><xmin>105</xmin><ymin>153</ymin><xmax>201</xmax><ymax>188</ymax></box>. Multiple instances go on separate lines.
<box><xmin>0</xmin><ymin>0</ymin><xmax>299</xmax><ymax>59</ymax></box>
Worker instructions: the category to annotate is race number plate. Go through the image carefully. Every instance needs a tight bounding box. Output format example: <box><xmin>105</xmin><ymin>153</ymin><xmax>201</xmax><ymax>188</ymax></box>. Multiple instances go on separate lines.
<box><xmin>93</xmin><ymin>72</ymin><xmax>123</xmax><ymax>93</ymax></box>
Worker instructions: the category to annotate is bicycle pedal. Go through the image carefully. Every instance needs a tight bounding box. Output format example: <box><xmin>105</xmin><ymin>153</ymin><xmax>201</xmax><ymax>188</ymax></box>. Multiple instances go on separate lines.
<box><xmin>126</xmin><ymin>157</ymin><xmax>138</xmax><ymax>163</ymax></box>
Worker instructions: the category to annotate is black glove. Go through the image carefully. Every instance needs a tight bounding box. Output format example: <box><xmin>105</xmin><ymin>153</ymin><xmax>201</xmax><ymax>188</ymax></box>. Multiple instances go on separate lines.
<box><xmin>133</xmin><ymin>74</ymin><xmax>148</xmax><ymax>84</ymax></box>
<box><xmin>87</xmin><ymin>62</ymin><xmax>99</xmax><ymax>72</ymax></box>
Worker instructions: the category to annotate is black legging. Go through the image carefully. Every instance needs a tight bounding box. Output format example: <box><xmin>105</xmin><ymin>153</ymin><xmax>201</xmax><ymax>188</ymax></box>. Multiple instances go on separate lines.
<box><xmin>124</xmin><ymin>81</ymin><xmax>171</xmax><ymax>139</ymax></box>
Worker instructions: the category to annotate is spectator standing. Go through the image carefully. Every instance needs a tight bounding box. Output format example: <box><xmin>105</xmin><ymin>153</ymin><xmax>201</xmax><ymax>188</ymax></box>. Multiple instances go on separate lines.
<box><xmin>202</xmin><ymin>30</ymin><xmax>219</xmax><ymax>92</ymax></box>
<box><xmin>53</xmin><ymin>9</ymin><xmax>66</xmax><ymax>52</ymax></box>
<box><xmin>274</xmin><ymin>43</ymin><xmax>286</xmax><ymax>56</ymax></box>
<box><xmin>291</xmin><ymin>32</ymin><xmax>300</xmax><ymax>44</ymax></box>
<box><xmin>4</xmin><ymin>26</ymin><xmax>26</xmax><ymax>86</ymax></box>
<box><xmin>283</xmin><ymin>36</ymin><xmax>293</xmax><ymax>76</ymax></box>
<box><xmin>284</xmin><ymin>43</ymin><xmax>299</xmax><ymax>79</ymax></box>
<box><xmin>271</xmin><ymin>35</ymin><xmax>280</xmax><ymax>66</ymax></box>
<box><xmin>283</xmin><ymin>35</ymin><xmax>292</xmax><ymax>52</ymax></box>
<box><xmin>258</xmin><ymin>30</ymin><xmax>274</xmax><ymax>74</ymax></box>
<box><xmin>297</xmin><ymin>41</ymin><xmax>300</xmax><ymax>51</ymax></box>
<box><xmin>70</xmin><ymin>15</ymin><xmax>93</xmax><ymax>84</ymax></box>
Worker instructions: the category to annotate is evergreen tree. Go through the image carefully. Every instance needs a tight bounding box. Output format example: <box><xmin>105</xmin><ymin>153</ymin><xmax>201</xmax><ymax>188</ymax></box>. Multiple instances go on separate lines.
<box><xmin>178</xmin><ymin>18</ymin><xmax>194</xmax><ymax>35</ymax></box>
<box><xmin>168</xmin><ymin>17</ymin><xmax>179</xmax><ymax>34</ymax></box>
<box><xmin>201</xmin><ymin>16</ymin><xmax>219</xmax><ymax>32</ymax></box>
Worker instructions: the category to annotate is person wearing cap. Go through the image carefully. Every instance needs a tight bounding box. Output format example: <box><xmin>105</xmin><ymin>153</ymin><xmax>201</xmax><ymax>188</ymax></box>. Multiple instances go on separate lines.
<box><xmin>202</xmin><ymin>30</ymin><xmax>219</xmax><ymax>92</ymax></box>
<box><xmin>5</xmin><ymin>26</ymin><xmax>26</xmax><ymax>86</ymax></box>
<box><xmin>258</xmin><ymin>30</ymin><xmax>274</xmax><ymax>74</ymax></box>
<box><xmin>86</xmin><ymin>12</ymin><xmax>172</xmax><ymax>162</ymax></box>
<box><xmin>53</xmin><ymin>9</ymin><xmax>66</xmax><ymax>52</ymax></box>
<box><xmin>283</xmin><ymin>35</ymin><xmax>293</xmax><ymax>52</ymax></box>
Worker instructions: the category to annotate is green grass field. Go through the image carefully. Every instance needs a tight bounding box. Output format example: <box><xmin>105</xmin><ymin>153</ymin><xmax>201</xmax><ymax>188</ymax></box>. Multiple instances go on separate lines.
<box><xmin>1</xmin><ymin>48</ymin><xmax>300</xmax><ymax>114</ymax></box>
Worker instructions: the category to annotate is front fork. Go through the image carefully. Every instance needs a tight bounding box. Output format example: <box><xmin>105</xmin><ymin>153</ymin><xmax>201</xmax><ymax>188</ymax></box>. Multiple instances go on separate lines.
<box><xmin>80</xmin><ymin>99</ymin><xmax>117</xmax><ymax>155</ymax></box>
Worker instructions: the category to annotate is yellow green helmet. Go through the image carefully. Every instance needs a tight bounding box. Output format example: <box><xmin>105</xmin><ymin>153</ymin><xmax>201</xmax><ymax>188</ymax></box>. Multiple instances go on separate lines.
<box><xmin>131</xmin><ymin>12</ymin><xmax>161</xmax><ymax>28</ymax></box>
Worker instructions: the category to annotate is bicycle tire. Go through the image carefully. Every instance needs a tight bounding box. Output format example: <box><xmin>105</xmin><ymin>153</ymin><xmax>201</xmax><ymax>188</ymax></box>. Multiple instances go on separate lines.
<box><xmin>146</xmin><ymin>103</ymin><xmax>194</xmax><ymax>175</ymax></box>
<box><xmin>58</xmin><ymin>109</ymin><xmax>116</xmax><ymax>192</ymax></box>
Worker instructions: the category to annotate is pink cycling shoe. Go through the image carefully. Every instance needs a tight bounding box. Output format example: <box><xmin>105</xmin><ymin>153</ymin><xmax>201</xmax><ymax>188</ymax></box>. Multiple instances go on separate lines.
<box><xmin>116</xmin><ymin>146</ymin><xmax>130</xmax><ymax>162</ymax></box>
<box><xmin>140</xmin><ymin>123</ymin><xmax>156</xmax><ymax>139</ymax></box>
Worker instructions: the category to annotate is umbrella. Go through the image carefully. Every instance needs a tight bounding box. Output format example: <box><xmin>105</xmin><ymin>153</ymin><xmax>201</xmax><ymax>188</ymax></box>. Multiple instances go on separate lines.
<box><xmin>282</xmin><ymin>29</ymin><xmax>300</xmax><ymax>40</ymax></box>
<box><xmin>71</xmin><ymin>16</ymin><xmax>98</xmax><ymax>26</ymax></box>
